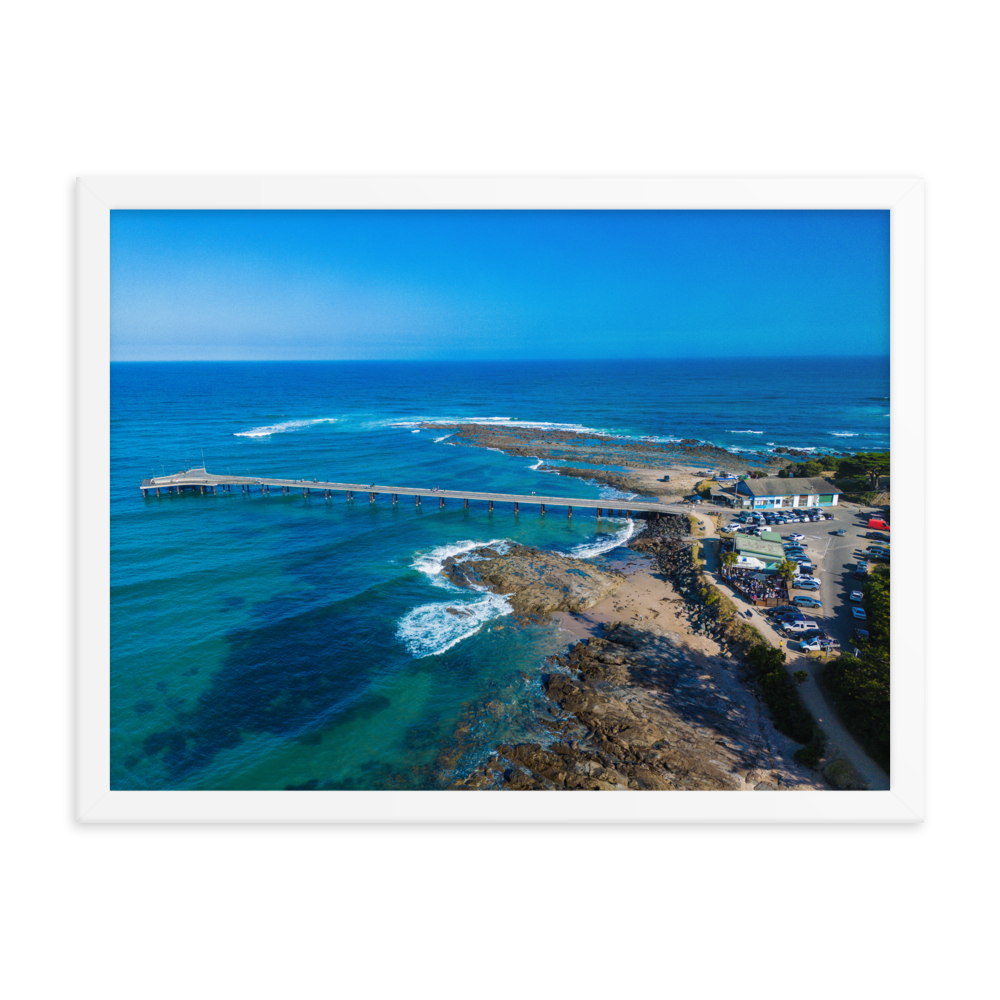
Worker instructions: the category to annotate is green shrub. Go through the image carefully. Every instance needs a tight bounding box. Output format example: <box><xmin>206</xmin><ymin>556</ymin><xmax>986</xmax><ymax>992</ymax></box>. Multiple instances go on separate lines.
<box><xmin>794</xmin><ymin>740</ymin><xmax>824</xmax><ymax>768</ymax></box>
<box><xmin>793</xmin><ymin>670</ymin><xmax>808</xmax><ymax>684</ymax></box>
<box><xmin>746</xmin><ymin>644</ymin><xmax>820</xmax><ymax>747</ymax></box>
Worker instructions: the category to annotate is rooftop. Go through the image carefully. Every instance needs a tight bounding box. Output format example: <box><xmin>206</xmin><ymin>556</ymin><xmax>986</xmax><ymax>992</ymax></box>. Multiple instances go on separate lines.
<box><xmin>736</xmin><ymin>476</ymin><xmax>841</xmax><ymax>497</ymax></box>
<box><xmin>733</xmin><ymin>535</ymin><xmax>786</xmax><ymax>561</ymax></box>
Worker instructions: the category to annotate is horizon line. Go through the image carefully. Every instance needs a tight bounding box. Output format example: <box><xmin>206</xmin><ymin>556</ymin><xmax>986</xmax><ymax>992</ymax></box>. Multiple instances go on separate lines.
<box><xmin>111</xmin><ymin>354</ymin><xmax>891</xmax><ymax>363</ymax></box>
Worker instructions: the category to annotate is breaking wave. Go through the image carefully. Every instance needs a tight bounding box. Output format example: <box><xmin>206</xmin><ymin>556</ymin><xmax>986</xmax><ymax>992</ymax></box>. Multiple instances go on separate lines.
<box><xmin>383</xmin><ymin>415</ymin><xmax>614</xmax><ymax>436</ymax></box>
<box><xmin>396</xmin><ymin>592</ymin><xmax>513</xmax><ymax>658</ymax></box>
<box><xmin>830</xmin><ymin>432</ymin><xmax>859</xmax><ymax>437</ymax></box>
<box><xmin>559</xmin><ymin>517</ymin><xmax>637</xmax><ymax>559</ymax></box>
<box><xmin>597</xmin><ymin>485</ymin><xmax>639</xmax><ymax>501</ymax></box>
<box><xmin>234</xmin><ymin>418</ymin><xmax>338</xmax><ymax>438</ymax></box>
<box><xmin>728</xmin><ymin>429</ymin><xmax>764</xmax><ymax>435</ymax></box>
<box><xmin>411</xmin><ymin>538</ymin><xmax>511</xmax><ymax>586</ymax></box>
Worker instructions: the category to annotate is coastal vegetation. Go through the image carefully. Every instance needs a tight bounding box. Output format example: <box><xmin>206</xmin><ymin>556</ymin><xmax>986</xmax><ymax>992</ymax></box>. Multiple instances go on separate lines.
<box><xmin>745</xmin><ymin>642</ymin><xmax>825</xmax><ymax>766</ymax></box>
<box><xmin>778</xmin><ymin>451</ymin><xmax>890</xmax><ymax>489</ymax></box>
<box><xmin>822</xmin><ymin>567</ymin><xmax>890</xmax><ymax>770</ymax></box>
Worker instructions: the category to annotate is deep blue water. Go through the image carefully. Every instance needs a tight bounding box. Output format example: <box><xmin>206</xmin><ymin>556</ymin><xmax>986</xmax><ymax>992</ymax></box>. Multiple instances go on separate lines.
<box><xmin>111</xmin><ymin>357</ymin><xmax>889</xmax><ymax>789</ymax></box>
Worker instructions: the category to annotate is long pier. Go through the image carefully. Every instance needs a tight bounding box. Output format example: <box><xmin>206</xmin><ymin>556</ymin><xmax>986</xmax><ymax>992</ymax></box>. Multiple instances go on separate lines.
<box><xmin>139</xmin><ymin>467</ymin><xmax>692</xmax><ymax>518</ymax></box>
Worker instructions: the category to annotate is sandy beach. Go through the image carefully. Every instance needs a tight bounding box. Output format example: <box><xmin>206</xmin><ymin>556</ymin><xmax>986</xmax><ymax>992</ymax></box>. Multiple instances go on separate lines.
<box><xmin>553</xmin><ymin>549</ymin><xmax>728</xmax><ymax>666</ymax></box>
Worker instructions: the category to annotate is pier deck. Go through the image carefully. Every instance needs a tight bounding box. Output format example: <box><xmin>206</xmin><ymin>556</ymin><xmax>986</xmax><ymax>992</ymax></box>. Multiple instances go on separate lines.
<box><xmin>140</xmin><ymin>467</ymin><xmax>693</xmax><ymax>517</ymax></box>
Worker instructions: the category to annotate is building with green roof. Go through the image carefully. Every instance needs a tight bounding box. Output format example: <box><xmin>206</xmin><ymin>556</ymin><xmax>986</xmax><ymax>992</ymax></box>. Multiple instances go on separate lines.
<box><xmin>732</xmin><ymin>534</ymin><xmax>786</xmax><ymax>570</ymax></box>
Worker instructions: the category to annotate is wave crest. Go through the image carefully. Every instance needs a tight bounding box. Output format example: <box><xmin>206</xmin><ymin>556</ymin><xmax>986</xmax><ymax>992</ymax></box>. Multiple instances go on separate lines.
<box><xmin>396</xmin><ymin>593</ymin><xmax>513</xmax><ymax>658</ymax></box>
<box><xmin>559</xmin><ymin>517</ymin><xmax>637</xmax><ymax>559</ymax></box>
<box><xmin>234</xmin><ymin>418</ymin><xmax>337</xmax><ymax>438</ymax></box>
<box><xmin>411</xmin><ymin>538</ymin><xmax>511</xmax><ymax>586</ymax></box>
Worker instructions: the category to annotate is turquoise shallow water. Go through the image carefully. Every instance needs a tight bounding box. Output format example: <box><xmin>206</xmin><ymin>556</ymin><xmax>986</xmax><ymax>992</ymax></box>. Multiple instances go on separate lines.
<box><xmin>111</xmin><ymin>357</ymin><xmax>889</xmax><ymax>789</ymax></box>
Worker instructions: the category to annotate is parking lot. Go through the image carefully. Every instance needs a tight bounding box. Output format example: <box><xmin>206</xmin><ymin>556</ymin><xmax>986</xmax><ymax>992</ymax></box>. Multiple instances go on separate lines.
<box><xmin>707</xmin><ymin>499</ymin><xmax>888</xmax><ymax>654</ymax></box>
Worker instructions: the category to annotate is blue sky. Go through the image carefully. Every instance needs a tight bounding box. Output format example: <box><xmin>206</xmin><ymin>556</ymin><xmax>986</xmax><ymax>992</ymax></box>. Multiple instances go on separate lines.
<box><xmin>111</xmin><ymin>209</ymin><xmax>889</xmax><ymax>361</ymax></box>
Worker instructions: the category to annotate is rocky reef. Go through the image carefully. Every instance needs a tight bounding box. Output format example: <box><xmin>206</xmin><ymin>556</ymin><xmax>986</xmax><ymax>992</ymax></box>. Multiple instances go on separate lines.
<box><xmin>443</xmin><ymin>528</ymin><xmax>822</xmax><ymax>791</ymax></box>
<box><xmin>545</xmin><ymin>464</ymin><xmax>652</xmax><ymax>496</ymax></box>
<box><xmin>441</xmin><ymin>544</ymin><xmax>623</xmax><ymax>615</ymax></box>
<box><xmin>456</xmin><ymin>621</ymin><xmax>821</xmax><ymax>791</ymax></box>
<box><xmin>417</xmin><ymin>421</ymin><xmax>778</xmax><ymax>471</ymax></box>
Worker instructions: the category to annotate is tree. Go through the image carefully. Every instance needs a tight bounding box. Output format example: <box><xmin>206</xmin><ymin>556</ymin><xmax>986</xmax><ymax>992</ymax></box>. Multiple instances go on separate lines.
<box><xmin>721</xmin><ymin>550</ymin><xmax>738</xmax><ymax>574</ymax></box>
<box><xmin>840</xmin><ymin>452</ymin><xmax>890</xmax><ymax>489</ymax></box>
<box><xmin>778</xmin><ymin>560</ymin><xmax>798</xmax><ymax>583</ymax></box>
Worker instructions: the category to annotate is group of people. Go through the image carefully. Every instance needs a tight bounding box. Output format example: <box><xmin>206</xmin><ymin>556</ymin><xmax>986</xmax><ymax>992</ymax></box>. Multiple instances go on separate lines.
<box><xmin>722</xmin><ymin>565</ymin><xmax>787</xmax><ymax>603</ymax></box>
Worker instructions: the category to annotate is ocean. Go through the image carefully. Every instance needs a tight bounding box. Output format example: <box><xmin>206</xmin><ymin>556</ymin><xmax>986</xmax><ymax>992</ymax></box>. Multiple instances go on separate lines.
<box><xmin>110</xmin><ymin>356</ymin><xmax>889</xmax><ymax>789</ymax></box>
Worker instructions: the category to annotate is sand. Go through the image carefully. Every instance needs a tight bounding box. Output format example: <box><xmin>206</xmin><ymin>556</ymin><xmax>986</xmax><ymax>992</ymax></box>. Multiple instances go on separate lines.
<box><xmin>552</xmin><ymin>551</ymin><xmax>726</xmax><ymax>664</ymax></box>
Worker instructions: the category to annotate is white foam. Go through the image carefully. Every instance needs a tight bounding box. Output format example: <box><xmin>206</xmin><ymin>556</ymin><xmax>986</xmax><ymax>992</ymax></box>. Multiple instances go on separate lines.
<box><xmin>830</xmin><ymin>432</ymin><xmax>859</xmax><ymax>437</ymax></box>
<box><xmin>396</xmin><ymin>592</ymin><xmax>513</xmax><ymax>658</ymax></box>
<box><xmin>560</xmin><ymin>518</ymin><xmax>637</xmax><ymax>559</ymax></box>
<box><xmin>383</xmin><ymin>416</ymin><xmax>613</xmax><ymax>436</ymax></box>
<box><xmin>728</xmin><ymin>429</ymin><xmax>764</xmax><ymax>434</ymax></box>
<box><xmin>433</xmin><ymin>433</ymin><xmax>454</xmax><ymax>443</ymax></box>
<box><xmin>528</xmin><ymin>457</ymin><xmax>543</xmax><ymax>470</ymax></box>
<box><xmin>411</xmin><ymin>429</ymin><xmax>420</xmax><ymax>434</ymax></box>
<box><xmin>411</xmin><ymin>538</ymin><xmax>511</xmax><ymax>586</ymax></box>
<box><xmin>234</xmin><ymin>418</ymin><xmax>338</xmax><ymax>438</ymax></box>
<box><xmin>597</xmin><ymin>485</ymin><xmax>639</xmax><ymax>501</ymax></box>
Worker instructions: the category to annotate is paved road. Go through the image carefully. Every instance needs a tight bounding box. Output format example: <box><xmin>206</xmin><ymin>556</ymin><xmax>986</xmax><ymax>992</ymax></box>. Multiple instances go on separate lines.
<box><xmin>692</xmin><ymin>503</ymin><xmax>890</xmax><ymax>790</ymax></box>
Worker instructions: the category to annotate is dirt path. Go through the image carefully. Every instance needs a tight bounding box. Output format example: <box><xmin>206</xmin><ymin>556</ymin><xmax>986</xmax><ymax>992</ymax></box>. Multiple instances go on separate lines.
<box><xmin>690</xmin><ymin>511</ymin><xmax>890</xmax><ymax>790</ymax></box>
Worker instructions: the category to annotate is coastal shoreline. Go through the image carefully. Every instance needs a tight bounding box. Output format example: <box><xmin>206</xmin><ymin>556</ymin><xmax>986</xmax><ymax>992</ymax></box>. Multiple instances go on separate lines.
<box><xmin>445</xmin><ymin>524</ymin><xmax>827</xmax><ymax>791</ymax></box>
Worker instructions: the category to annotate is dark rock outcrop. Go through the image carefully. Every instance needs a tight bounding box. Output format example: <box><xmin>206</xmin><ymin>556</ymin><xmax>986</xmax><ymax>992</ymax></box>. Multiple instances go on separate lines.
<box><xmin>441</xmin><ymin>544</ymin><xmax>624</xmax><ymax>615</ymax></box>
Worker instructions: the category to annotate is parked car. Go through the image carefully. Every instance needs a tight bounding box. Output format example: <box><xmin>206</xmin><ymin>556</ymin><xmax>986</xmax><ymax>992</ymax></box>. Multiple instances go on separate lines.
<box><xmin>824</xmin><ymin>513</ymin><xmax>834</xmax><ymax>520</ymax></box>
<box><xmin>833</xmin><ymin>528</ymin><xmax>846</xmax><ymax>536</ymax></box>
<box><xmin>795</xmin><ymin>579</ymin><xmax>821</xmax><ymax>591</ymax></box>
<box><xmin>867</xmin><ymin>531</ymin><xmax>890</xmax><ymax>542</ymax></box>
<box><xmin>793</xmin><ymin>596</ymin><xmax>823</xmax><ymax>607</ymax></box>
<box><xmin>850</xmin><ymin>590</ymin><xmax>864</xmax><ymax>602</ymax></box>
<box><xmin>852</xmin><ymin>607</ymin><xmax>867</xmax><ymax>619</ymax></box>
<box><xmin>853</xmin><ymin>628</ymin><xmax>870</xmax><ymax>642</ymax></box>
<box><xmin>788</xmin><ymin>533</ymin><xmax>805</xmax><ymax>542</ymax></box>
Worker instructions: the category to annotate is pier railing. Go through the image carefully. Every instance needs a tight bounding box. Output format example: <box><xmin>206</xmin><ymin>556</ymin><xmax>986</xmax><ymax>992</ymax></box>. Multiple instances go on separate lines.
<box><xmin>139</xmin><ymin>467</ymin><xmax>692</xmax><ymax>518</ymax></box>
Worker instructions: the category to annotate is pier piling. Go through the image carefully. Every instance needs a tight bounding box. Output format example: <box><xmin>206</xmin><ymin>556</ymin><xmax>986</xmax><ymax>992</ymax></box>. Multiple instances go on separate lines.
<box><xmin>140</xmin><ymin>469</ymin><xmax>691</xmax><ymax>521</ymax></box>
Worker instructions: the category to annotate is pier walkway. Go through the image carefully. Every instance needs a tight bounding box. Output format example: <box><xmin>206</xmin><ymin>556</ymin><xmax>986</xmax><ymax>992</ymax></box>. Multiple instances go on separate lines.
<box><xmin>140</xmin><ymin>467</ymin><xmax>692</xmax><ymax>518</ymax></box>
